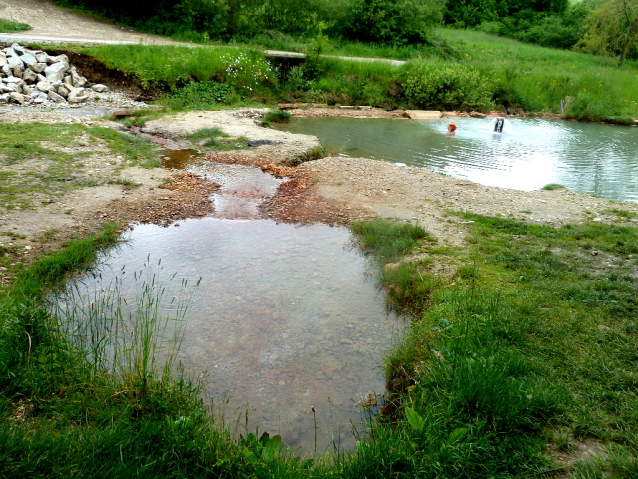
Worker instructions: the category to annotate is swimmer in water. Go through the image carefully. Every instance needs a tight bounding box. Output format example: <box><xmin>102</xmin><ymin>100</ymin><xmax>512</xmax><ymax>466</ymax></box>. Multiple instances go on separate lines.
<box><xmin>447</xmin><ymin>123</ymin><xmax>457</xmax><ymax>136</ymax></box>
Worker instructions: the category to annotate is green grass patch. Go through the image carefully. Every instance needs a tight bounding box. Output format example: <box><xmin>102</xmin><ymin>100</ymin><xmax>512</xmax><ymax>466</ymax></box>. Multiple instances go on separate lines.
<box><xmin>542</xmin><ymin>183</ymin><xmax>566</xmax><ymax>190</ymax></box>
<box><xmin>357</xmin><ymin>214</ymin><xmax>638</xmax><ymax>477</ymax></box>
<box><xmin>263</xmin><ymin>108</ymin><xmax>292</xmax><ymax>123</ymax></box>
<box><xmin>0</xmin><ymin>123</ymin><xmax>159</xmax><ymax>210</ymax></box>
<box><xmin>351</xmin><ymin>220</ymin><xmax>429</xmax><ymax>263</ymax></box>
<box><xmin>0</xmin><ymin>18</ymin><xmax>31</xmax><ymax>33</ymax></box>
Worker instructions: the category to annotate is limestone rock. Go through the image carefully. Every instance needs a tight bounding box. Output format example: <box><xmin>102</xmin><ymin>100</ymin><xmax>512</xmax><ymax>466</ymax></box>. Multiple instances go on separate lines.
<box><xmin>48</xmin><ymin>90</ymin><xmax>65</xmax><ymax>103</ymax></box>
<box><xmin>2</xmin><ymin>65</ymin><xmax>12</xmax><ymax>77</ymax></box>
<box><xmin>36</xmin><ymin>80</ymin><xmax>53</xmax><ymax>92</ymax></box>
<box><xmin>36</xmin><ymin>73</ymin><xmax>46</xmax><ymax>82</ymax></box>
<box><xmin>30</xmin><ymin>62</ymin><xmax>46</xmax><ymax>74</ymax></box>
<box><xmin>44</xmin><ymin>62</ymin><xmax>69</xmax><ymax>83</ymax></box>
<box><xmin>91</xmin><ymin>84</ymin><xmax>109</xmax><ymax>93</ymax></box>
<box><xmin>69</xmin><ymin>67</ymin><xmax>88</xmax><ymax>87</ymax></box>
<box><xmin>0</xmin><ymin>93</ymin><xmax>9</xmax><ymax>103</ymax></box>
<box><xmin>57</xmin><ymin>85</ymin><xmax>70</xmax><ymax>98</ymax></box>
<box><xmin>3</xmin><ymin>76</ymin><xmax>21</xmax><ymax>84</ymax></box>
<box><xmin>21</xmin><ymin>53</ymin><xmax>37</xmax><ymax>68</ymax></box>
<box><xmin>35</xmin><ymin>52</ymin><xmax>49</xmax><ymax>63</ymax></box>
<box><xmin>9</xmin><ymin>92</ymin><xmax>24</xmax><ymax>104</ymax></box>
<box><xmin>68</xmin><ymin>87</ymin><xmax>89</xmax><ymax>103</ymax></box>
<box><xmin>7</xmin><ymin>55</ymin><xmax>24</xmax><ymax>70</ymax></box>
<box><xmin>63</xmin><ymin>75</ymin><xmax>75</xmax><ymax>90</ymax></box>
<box><xmin>12</xmin><ymin>64</ymin><xmax>23</xmax><ymax>78</ymax></box>
<box><xmin>0</xmin><ymin>53</ymin><xmax>6</xmax><ymax>67</ymax></box>
<box><xmin>10</xmin><ymin>43</ymin><xmax>25</xmax><ymax>55</ymax></box>
<box><xmin>22</xmin><ymin>68</ymin><xmax>37</xmax><ymax>83</ymax></box>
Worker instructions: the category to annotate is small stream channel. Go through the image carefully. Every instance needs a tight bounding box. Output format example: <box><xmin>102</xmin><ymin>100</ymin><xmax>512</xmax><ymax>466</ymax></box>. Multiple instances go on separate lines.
<box><xmin>61</xmin><ymin>147</ymin><xmax>404</xmax><ymax>453</ymax></box>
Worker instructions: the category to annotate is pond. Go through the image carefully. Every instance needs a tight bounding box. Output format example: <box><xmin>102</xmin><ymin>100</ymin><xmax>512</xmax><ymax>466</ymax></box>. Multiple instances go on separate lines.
<box><xmin>59</xmin><ymin>155</ymin><xmax>404</xmax><ymax>453</ymax></box>
<box><xmin>276</xmin><ymin>117</ymin><xmax>638</xmax><ymax>203</ymax></box>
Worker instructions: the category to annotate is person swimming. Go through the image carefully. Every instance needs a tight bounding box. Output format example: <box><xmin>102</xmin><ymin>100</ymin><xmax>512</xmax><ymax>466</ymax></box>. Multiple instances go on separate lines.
<box><xmin>447</xmin><ymin>123</ymin><xmax>457</xmax><ymax>135</ymax></box>
<box><xmin>494</xmin><ymin>117</ymin><xmax>505</xmax><ymax>133</ymax></box>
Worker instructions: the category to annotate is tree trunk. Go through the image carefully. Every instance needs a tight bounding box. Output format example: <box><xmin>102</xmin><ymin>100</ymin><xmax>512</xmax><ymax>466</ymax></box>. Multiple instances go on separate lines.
<box><xmin>618</xmin><ymin>15</ymin><xmax>638</xmax><ymax>67</ymax></box>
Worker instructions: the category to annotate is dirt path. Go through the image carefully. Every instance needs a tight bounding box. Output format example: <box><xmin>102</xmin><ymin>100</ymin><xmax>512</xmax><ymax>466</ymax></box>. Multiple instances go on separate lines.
<box><xmin>0</xmin><ymin>0</ymin><xmax>181</xmax><ymax>45</ymax></box>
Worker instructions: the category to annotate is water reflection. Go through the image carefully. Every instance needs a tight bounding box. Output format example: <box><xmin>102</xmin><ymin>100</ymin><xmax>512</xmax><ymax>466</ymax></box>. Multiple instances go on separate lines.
<box><xmin>70</xmin><ymin>218</ymin><xmax>404</xmax><ymax>452</ymax></box>
<box><xmin>277</xmin><ymin>117</ymin><xmax>638</xmax><ymax>202</ymax></box>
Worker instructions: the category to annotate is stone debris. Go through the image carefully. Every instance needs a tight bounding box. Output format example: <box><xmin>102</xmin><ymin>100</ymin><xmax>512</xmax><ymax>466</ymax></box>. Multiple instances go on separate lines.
<box><xmin>0</xmin><ymin>43</ymin><xmax>109</xmax><ymax>105</ymax></box>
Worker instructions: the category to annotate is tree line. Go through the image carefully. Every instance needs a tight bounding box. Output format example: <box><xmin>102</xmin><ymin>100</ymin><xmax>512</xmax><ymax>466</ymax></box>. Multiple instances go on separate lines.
<box><xmin>57</xmin><ymin>0</ymin><xmax>638</xmax><ymax>65</ymax></box>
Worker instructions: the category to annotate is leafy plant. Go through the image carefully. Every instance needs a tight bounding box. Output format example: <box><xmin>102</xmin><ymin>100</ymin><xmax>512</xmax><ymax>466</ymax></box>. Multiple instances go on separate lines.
<box><xmin>404</xmin><ymin>63</ymin><xmax>495</xmax><ymax>111</ymax></box>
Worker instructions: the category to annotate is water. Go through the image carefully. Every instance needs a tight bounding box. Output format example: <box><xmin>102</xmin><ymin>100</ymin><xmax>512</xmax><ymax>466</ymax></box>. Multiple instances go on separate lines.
<box><xmin>66</xmin><ymin>217</ymin><xmax>402</xmax><ymax>452</ymax></box>
<box><xmin>276</xmin><ymin>117</ymin><xmax>638</xmax><ymax>203</ymax></box>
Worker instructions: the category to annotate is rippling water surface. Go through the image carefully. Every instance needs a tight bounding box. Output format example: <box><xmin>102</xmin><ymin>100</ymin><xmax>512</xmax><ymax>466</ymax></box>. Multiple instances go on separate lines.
<box><xmin>277</xmin><ymin>117</ymin><xmax>638</xmax><ymax>202</ymax></box>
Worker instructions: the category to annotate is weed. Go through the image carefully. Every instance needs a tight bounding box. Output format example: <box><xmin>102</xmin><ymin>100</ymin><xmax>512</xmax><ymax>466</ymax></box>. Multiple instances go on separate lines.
<box><xmin>542</xmin><ymin>183</ymin><xmax>566</xmax><ymax>190</ymax></box>
<box><xmin>264</xmin><ymin>109</ymin><xmax>292</xmax><ymax>123</ymax></box>
<box><xmin>285</xmin><ymin>146</ymin><xmax>327</xmax><ymax>166</ymax></box>
<box><xmin>0</xmin><ymin>18</ymin><xmax>31</xmax><ymax>32</ymax></box>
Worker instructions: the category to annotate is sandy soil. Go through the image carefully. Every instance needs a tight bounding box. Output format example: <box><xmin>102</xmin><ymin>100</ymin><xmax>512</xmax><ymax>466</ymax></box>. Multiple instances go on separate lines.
<box><xmin>0</xmin><ymin>0</ymin><xmax>180</xmax><ymax>45</ymax></box>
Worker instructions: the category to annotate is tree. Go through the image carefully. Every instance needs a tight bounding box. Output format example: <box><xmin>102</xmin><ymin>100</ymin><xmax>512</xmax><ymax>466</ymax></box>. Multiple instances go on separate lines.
<box><xmin>575</xmin><ymin>0</ymin><xmax>638</xmax><ymax>67</ymax></box>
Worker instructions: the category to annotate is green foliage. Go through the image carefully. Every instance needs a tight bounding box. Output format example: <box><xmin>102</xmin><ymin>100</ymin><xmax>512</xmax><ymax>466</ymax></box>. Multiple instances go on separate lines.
<box><xmin>165</xmin><ymin>81</ymin><xmax>231</xmax><ymax>110</ymax></box>
<box><xmin>350</xmin><ymin>220</ymin><xmax>428</xmax><ymax>263</ymax></box>
<box><xmin>0</xmin><ymin>18</ymin><xmax>31</xmax><ymax>32</ymax></box>
<box><xmin>285</xmin><ymin>146</ymin><xmax>327</xmax><ymax>166</ymax></box>
<box><xmin>337</xmin><ymin>0</ymin><xmax>444</xmax><ymax>46</ymax></box>
<box><xmin>264</xmin><ymin>108</ymin><xmax>292</xmax><ymax>123</ymax></box>
<box><xmin>575</xmin><ymin>0</ymin><xmax>638</xmax><ymax>63</ymax></box>
<box><xmin>542</xmin><ymin>183</ymin><xmax>565</xmax><ymax>190</ymax></box>
<box><xmin>404</xmin><ymin>63</ymin><xmax>495</xmax><ymax>111</ymax></box>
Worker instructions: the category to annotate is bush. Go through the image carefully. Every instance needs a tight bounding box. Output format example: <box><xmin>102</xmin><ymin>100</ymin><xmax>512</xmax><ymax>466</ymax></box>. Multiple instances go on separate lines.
<box><xmin>336</xmin><ymin>0</ymin><xmax>444</xmax><ymax>46</ymax></box>
<box><xmin>404</xmin><ymin>63</ymin><xmax>495</xmax><ymax>111</ymax></box>
<box><xmin>164</xmin><ymin>81</ymin><xmax>231</xmax><ymax>110</ymax></box>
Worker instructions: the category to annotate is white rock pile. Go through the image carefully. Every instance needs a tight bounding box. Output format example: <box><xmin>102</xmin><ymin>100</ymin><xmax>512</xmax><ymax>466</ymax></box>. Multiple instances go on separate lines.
<box><xmin>0</xmin><ymin>43</ymin><xmax>109</xmax><ymax>105</ymax></box>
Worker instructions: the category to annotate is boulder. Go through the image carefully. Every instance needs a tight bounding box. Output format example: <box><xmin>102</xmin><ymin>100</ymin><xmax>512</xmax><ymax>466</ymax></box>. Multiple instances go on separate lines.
<box><xmin>63</xmin><ymin>75</ymin><xmax>75</xmax><ymax>90</ymax></box>
<box><xmin>0</xmin><ymin>53</ymin><xmax>6</xmax><ymax>67</ymax></box>
<box><xmin>36</xmin><ymin>73</ymin><xmax>46</xmax><ymax>82</ymax></box>
<box><xmin>2</xmin><ymin>65</ymin><xmax>11</xmax><ymax>77</ymax></box>
<box><xmin>9</xmin><ymin>92</ymin><xmax>24</xmax><ymax>104</ymax></box>
<box><xmin>12</xmin><ymin>64</ymin><xmax>23</xmax><ymax>78</ymax></box>
<box><xmin>22</xmin><ymin>68</ymin><xmax>37</xmax><ymax>83</ymax></box>
<box><xmin>3</xmin><ymin>83</ymin><xmax>17</xmax><ymax>93</ymax></box>
<box><xmin>404</xmin><ymin>110</ymin><xmax>442</xmax><ymax>119</ymax></box>
<box><xmin>36</xmin><ymin>80</ymin><xmax>53</xmax><ymax>92</ymax></box>
<box><xmin>70</xmin><ymin>68</ymin><xmax>88</xmax><ymax>88</ymax></box>
<box><xmin>48</xmin><ymin>90</ymin><xmax>65</xmax><ymax>103</ymax></box>
<box><xmin>91</xmin><ymin>84</ymin><xmax>109</xmax><ymax>93</ymax></box>
<box><xmin>7</xmin><ymin>55</ymin><xmax>24</xmax><ymax>70</ymax></box>
<box><xmin>68</xmin><ymin>87</ymin><xmax>89</xmax><ymax>103</ymax></box>
<box><xmin>0</xmin><ymin>93</ymin><xmax>9</xmax><ymax>103</ymax></box>
<box><xmin>30</xmin><ymin>62</ymin><xmax>46</xmax><ymax>73</ymax></box>
<box><xmin>21</xmin><ymin>53</ymin><xmax>37</xmax><ymax>68</ymax></box>
<box><xmin>10</xmin><ymin>43</ymin><xmax>25</xmax><ymax>55</ymax></box>
<box><xmin>44</xmin><ymin>62</ymin><xmax>69</xmax><ymax>83</ymax></box>
<box><xmin>57</xmin><ymin>85</ymin><xmax>70</xmax><ymax>98</ymax></box>
<box><xmin>3</xmin><ymin>76</ymin><xmax>21</xmax><ymax>84</ymax></box>
<box><xmin>35</xmin><ymin>52</ymin><xmax>49</xmax><ymax>63</ymax></box>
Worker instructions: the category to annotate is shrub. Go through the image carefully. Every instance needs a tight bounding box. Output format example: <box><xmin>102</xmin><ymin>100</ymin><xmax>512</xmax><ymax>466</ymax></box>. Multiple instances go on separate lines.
<box><xmin>336</xmin><ymin>0</ymin><xmax>444</xmax><ymax>46</ymax></box>
<box><xmin>164</xmin><ymin>82</ymin><xmax>231</xmax><ymax>110</ymax></box>
<box><xmin>404</xmin><ymin>63</ymin><xmax>495</xmax><ymax>111</ymax></box>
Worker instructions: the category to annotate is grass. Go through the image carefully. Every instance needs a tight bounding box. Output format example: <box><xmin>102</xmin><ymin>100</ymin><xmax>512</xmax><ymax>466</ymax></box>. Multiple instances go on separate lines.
<box><xmin>77</xmin><ymin>33</ymin><xmax>638</xmax><ymax>120</ymax></box>
<box><xmin>348</xmin><ymin>214</ymin><xmax>638</xmax><ymax>477</ymax></box>
<box><xmin>0</xmin><ymin>123</ymin><xmax>159</xmax><ymax>210</ymax></box>
<box><xmin>2</xmin><ymin>210</ymin><xmax>638</xmax><ymax>476</ymax></box>
<box><xmin>187</xmin><ymin>127</ymin><xmax>249</xmax><ymax>150</ymax></box>
<box><xmin>0</xmin><ymin>18</ymin><xmax>31</xmax><ymax>33</ymax></box>
<box><xmin>542</xmin><ymin>183</ymin><xmax>566</xmax><ymax>190</ymax></box>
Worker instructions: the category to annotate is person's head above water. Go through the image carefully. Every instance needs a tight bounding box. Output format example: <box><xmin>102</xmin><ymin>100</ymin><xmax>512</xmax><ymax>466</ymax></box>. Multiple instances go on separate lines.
<box><xmin>448</xmin><ymin>123</ymin><xmax>457</xmax><ymax>132</ymax></box>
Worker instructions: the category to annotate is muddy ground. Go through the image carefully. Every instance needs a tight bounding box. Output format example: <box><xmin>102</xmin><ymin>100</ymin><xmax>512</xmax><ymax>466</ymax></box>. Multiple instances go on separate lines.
<box><xmin>3</xmin><ymin>101</ymin><xmax>638</xmax><ymax>290</ymax></box>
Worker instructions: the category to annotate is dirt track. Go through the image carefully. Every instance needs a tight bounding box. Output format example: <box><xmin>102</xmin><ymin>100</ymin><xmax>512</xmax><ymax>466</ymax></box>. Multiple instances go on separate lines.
<box><xmin>0</xmin><ymin>0</ymin><xmax>181</xmax><ymax>45</ymax></box>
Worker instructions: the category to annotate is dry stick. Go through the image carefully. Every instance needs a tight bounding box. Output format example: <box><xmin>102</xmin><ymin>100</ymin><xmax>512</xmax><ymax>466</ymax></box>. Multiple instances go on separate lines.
<box><xmin>311</xmin><ymin>406</ymin><xmax>317</xmax><ymax>453</ymax></box>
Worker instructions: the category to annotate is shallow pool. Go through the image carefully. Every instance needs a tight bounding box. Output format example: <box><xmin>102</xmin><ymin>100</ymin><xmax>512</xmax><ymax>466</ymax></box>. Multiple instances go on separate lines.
<box><xmin>64</xmin><ymin>217</ymin><xmax>403</xmax><ymax>452</ymax></box>
<box><xmin>277</xmin><ymin>117</ymin><xmax>638</xmax><ymax>203</ymax></box>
